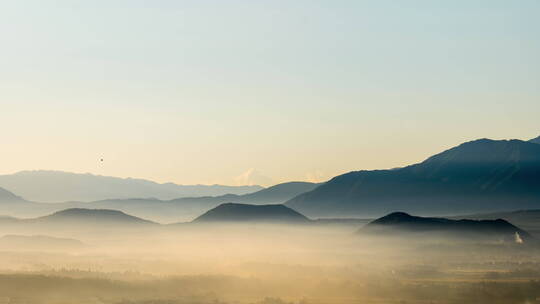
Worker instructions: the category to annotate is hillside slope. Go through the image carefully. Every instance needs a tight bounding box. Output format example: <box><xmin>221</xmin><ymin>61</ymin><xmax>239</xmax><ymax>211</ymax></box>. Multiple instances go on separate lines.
<box><xmin>287</xmin><ymin>139</ymin><xmax>540</xmax><ymax>217</ymax></box>
<box><xmin>193</xmin><ymin>203</ymin><xmax>310</xmax><ymax>223</ymax></box>
<box><xmin>361</xmin><ymin>212</ymin><xmax>532</xmax><ymax>242</ymax></box>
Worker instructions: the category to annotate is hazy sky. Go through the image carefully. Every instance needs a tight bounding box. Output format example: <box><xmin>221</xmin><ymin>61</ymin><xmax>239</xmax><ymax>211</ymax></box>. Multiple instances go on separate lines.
<box><xmin>1</xmin><ymin>0</ymin><xmax>539</xmax><ymax>186</ymax></box>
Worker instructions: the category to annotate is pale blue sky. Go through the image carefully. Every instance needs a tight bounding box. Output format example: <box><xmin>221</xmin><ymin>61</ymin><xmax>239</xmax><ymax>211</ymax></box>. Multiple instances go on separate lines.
<box><xmin>1</xmin><ymin>1</ymin><xmax>539</xmax><ymax>185</ymax></box>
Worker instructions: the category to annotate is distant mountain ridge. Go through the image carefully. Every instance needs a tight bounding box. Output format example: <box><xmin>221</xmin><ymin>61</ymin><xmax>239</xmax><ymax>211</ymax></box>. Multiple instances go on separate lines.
<box><xmin>0</xmin><ymin>170</ymin><xmax>263</xmax><ymax>202</ymax></box>
<box><xmin>168</xmin><ymin>181</ymin><xmax>319</xmax><ymax>205</ymax></box>
<box><xmin>0</xmin><ymin>181</ymin><xmax>318</xmax><ymax>223</ymax></box>
<box><xmin>223</xmin><ymin>181</ymin><xmax>320</xmax><ymax>204</ymax></box>
<box><xmin>3</xmin><ymin>136</ymin><xmax>539</xmax><ymax>221</ymax></box>
<box><xmin>530</xmin><ymin>135</ymin><xmax>540</xmax><ymax>144</ymax></box>
<box><xmin>286</xmin><ymin>139</ymin><xmax>540</xmax><ymax>217</ymax></box>
<box><xmin>0</xmin><ymin>187</ymin><xmax>25</xmax><ymax>203</ymax></box>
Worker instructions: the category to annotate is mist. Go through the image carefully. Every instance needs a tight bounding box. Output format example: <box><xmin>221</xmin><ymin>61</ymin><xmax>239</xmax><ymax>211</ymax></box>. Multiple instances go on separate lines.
<box><xmin>1</xmin><ymin>0</ymin><xmax>539</xmax><ymax>302</ymax></box>
<box><xmin>0</xmin><ymin>217</ymin><xmax>539</xmax><ymax>304</ymax></box>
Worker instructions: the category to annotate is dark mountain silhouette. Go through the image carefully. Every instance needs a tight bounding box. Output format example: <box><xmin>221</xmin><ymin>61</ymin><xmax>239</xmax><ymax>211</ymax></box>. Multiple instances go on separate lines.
<box><xmin>455</xmin><ymin>210</ymin><xmax>540</xmax><ymax>237</ymax></box>
<box><xmin>0</xmin><ymin>170</ymin><xmax>262</xmax><ymax>202</ymax></box>
<box><xmin>0</xmin><ymin>209</ymin><xmax>158</xmax><ymax>236</ymax></box>
<box><xmin>33</xmin><ymin>208</ymin><xmax>157</xmax><ymax>226</ymax></box>
<box><xmin>530</xmin><ymin>135</ymin><xmax>540</xmax><ymax>144</ymax></box>
<box><xmin>48</xmin><ymin>198</ymin><xmax>187</xmax><ymax>223</ymax></box>
<box><xmin>193</xmin><ymin>203</ymin><xmax>310</xmax><ymax>223</ymax></box>
<box><xmin>0</xmin><ymin>181</ymin><xmax>319</xmax><ymax>223</ymax></box>
<box><xmin>362</xmin><ymin>212</ymin><xmax>532</xmax><ymax>242</ymax></box>
<box><xmin>286</xmin><ymin>139</ymin><xmax>540</xmax><ymax>217</ymax></box>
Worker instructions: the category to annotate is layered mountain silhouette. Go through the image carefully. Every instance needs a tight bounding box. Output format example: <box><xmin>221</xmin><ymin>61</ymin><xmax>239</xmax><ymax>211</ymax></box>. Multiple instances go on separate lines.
<box><xmin>165</xmin><ymin>181</ymin><xmax>318</xmax><ymax>209</ymax></box>
<box><xmin>217</xmin><ymin>181</ymin><xmax>319</xmax><ymax>204</ymax></box>
<box><xmin>0</xmin><ymin>170</ymin><xmax>262</xmax><ymax>202</ymax></box>
<box><xmin>2</xmin><ymin>137</ymin><xmax>539</xmax><ymax>222</ymax></box>
<box><xmin>362</xmin><ymin>212</ymin><xmax>532</xmax><ymax>242</ymax></box>
<box><xmin>0</xmin><ymin>181</ymin><xmax>318</xmax><ymax>223</ymax></box>
<box><xmin>287</xmin><ymin>139</ymin><xmax>540</xmax><ymax>217</ymax></box>
<box><xmin>193</xmin><ymin>203</ymin><xmax>310</xmax><ymax>223</ymax></box>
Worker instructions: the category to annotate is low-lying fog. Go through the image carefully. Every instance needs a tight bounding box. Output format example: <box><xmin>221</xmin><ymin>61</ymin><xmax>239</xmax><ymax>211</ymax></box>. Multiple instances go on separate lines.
<box><xmin>0</xmin><ymin>222</ymin><xmax>539</xmax><ymax>304</ymax></box>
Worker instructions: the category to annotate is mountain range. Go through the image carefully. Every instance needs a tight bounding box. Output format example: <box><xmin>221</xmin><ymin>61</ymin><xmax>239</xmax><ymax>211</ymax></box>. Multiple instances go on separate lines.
<box><xmin>1</xmin><ymin>136</ymin><xmax>539</xmax><ymax>223</ymax></box>
<box><xmin>286</xmin><ymin>138</ymin><xmax>540</xmax><ymax>218</ymax></box>
<box><xmin>0</xmin><ymin>170</ymin><xmax>263</xmax><ymax>202</ymax></box>
<box><xmin>0</xmin><ymin>181</ymin><xmax>318</xmax><ymax>223</ymax></box>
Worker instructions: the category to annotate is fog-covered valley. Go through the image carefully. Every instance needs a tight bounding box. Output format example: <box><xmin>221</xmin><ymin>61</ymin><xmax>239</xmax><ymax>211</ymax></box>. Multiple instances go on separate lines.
<box><xmin>0</xmin><ymin>136</ymin><xmax>540</xmax><ymax>303</ymax></box>
<box><xmin>3</xmin><ymin>0</ymin><xmax>540</xmax><ymax>301</ymax></box>
<box><xmin>0</xmin><ymin>218</ymin><xmax>540</xmax><ymax>304</ymax></box>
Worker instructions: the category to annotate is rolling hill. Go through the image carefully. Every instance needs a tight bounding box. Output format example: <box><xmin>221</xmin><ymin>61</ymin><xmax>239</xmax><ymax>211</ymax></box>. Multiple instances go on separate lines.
<box><xmin>193</xmin><ymin>203</ymin><xmax>310</xmax><ymax>223</ymax></box>
<box><xmin>286</xmin><ymin>139</ymin><xmax>540</xmax><ymax>217</ymax></box>
<box><xmin>454</xmin><ymin>210</ymin><xmax>540</xmax><ymax>237</ymax></box>
<box><xmin>0</xmin><ymin>208</ymin><xmax>158</xmax><ymax>237</ymax></box>
<box><xmin>361</xmin><ymin>212</ymin><xmax>532</xmax><ymax>242</ymax></box>
<box><xmin>33</xmin><ymin>208</ymin><xmax>157</xmax><ymax>226</ymax></box>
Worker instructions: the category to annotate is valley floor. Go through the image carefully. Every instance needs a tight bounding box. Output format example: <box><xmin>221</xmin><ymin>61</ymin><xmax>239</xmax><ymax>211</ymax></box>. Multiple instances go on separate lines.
<box><xmin>0</xmin><ymin>223</ymin><xmax>539</xmax><ymax>304</ymax></box>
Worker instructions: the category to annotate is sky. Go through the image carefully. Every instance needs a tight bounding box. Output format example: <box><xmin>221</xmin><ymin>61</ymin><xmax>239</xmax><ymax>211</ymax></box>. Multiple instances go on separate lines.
<box><xmin>1</xmin><ymin>0</ymin><xmax>539</xmax><ymax>186</ymax></box>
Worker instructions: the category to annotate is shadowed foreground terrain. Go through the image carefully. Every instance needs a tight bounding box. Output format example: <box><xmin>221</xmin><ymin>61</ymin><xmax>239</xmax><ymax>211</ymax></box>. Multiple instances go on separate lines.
<box><xmin>0</xmin><ymin>271</ymin><xmax>539</xmax><ymax>304</ymax></box>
